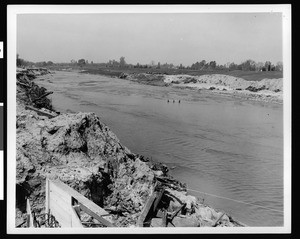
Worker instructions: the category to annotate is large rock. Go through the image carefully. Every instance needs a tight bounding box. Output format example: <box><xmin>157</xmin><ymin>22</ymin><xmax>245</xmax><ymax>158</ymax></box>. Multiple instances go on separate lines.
<box><xmin>16</xmin><ymin>107</ymin><xmax>134</xmax><ymax>221</ymax></box>
<box><xmin>16</xmin><ymin>103</ymin><xmax>158</xmax><ymax>227</ymax></box>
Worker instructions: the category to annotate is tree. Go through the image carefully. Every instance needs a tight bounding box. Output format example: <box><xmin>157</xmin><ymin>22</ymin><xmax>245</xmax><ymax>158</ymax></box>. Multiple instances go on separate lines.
<box><xmin>150</xmin><ymin>60</ymin><xmax>155</xmax><ymax>67</ymax></box>
<box><xmin>241</xmin><ymin>59</ymin><xmax>256</xmax><ymax>71</ymax></box>
<box><xmin>200</xmin><ymin>60</ymin><xmax>206</xmax><ymax>68</ymax></box>
<box><xmin>16</xmin><ymin>54</ymin><xmax>22</xmax><ymax>67</ymax></box>
<box><xmin>78</xmin><ymin>59</ymin><xmax>86</xmax><ymax>66</ymax></box>
<box><xmin>120</xmin><ymin>57</ymin><xmax>126</xmax><ymax>68</ymax></box>
<box><xmin>265</xmin><ymin>61</ymin><xmax>272</xmax><ymax>71</ymax></box>
<box><xmin>209</xmin><ymin>61</ymin><xmax>216</xmax><ymax>69</ymax></box>
<box><xmin>255</xmin><ymin>62</ymin><xmax>264</xmax><ymax>71</ymax></box>
<box><xmin>275</xmin><ymin>61</ymin><xmax>283</xmax><ymax>72</ymax></box>
<box><xmin>229</xmin><ymin>62</ymin><xmax>237</xmax><ymax>71</ymax></box>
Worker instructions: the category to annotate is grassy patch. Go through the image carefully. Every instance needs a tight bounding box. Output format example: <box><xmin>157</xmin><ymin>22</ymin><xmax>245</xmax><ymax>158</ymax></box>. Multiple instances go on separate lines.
<box><xmin>49</xmin><ymin>64</ymin><xmax>283</xmax><ymax>81</ymax></box>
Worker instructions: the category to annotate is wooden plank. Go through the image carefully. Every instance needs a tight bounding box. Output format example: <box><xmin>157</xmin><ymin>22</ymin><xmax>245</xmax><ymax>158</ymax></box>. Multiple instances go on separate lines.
<box><xmin>45</xmin><ymin>178</ymin><xmax>50</xmax><ymax>224</ymax></box>
<box><xmin>49</xmin><ymin>189</ymin><xmax>73</xmax><ymax>206</ymax></box>
<box><xmin>78</xmin><ymin>202</ymin><xmax>114</xmax><ymax>227</ymax></box>
<box><xmin>51</xmin><ymin>181</ymin><xmax>109</xmax><ymax>216</ymax></box>
<box><xmin>169</xmin><ymin>203</ymin><xmax>186</xmax><ymax>221</ymax></box>
<box><xmin>161</xmin><ymin>210</ymin><xmax>168</xmax><ymax>227</ymax></box>
<box><xmin>49</xmin><ymin>195</ymin><xmax>71</xmax><ymax>213</ymax></box>
<box><xmin>50</xmin><ymin>180</ymin><xmax>110</xmax><ymax>217</ymax></box>
<box><xmin>17</xmin><ymin>81</ymin><xmax>31</xmax><ymax>88</ymax></box>
<box><xmin>49</xmin><ymin>181</ymin><xmax>70</xmax><ymax>198</ymax></box>
<box><xmin>48</xmin><ymin>180</ymin><xmax>73</xmax><ymax>227</ymax></box>
<box><xmin>49</xmin><ymin>189</ymin><xmax>72</xmax><ymax>210</ymax></box>
<box><xmin>73</xmin><ymin>204</ymin><xmax>81</xmax><ymax>215</ymax></box>
<box><xmin>212</xmin><ymin>212</ymin><xmax>225</xmax><ymax>227</ymax></box>
<box><xmin>49</xmin><ymin>204</ymin><xmax>72</xmax><ymax>227</ymax></box>
<box><xmin>32</xmin><ymin>91</ymin><xmax>53</xmax><ymax>102</ymax></box>
<box><xmin>81</xmin><ymin>222</ymin><xmax>102</xmax><ymax>226</ymax></box>
<box><xmin>71</xmin><ymin>206</ymin><xmax>84</xmax><ymax>228</ymax></box>
<box><xmin>26</xmin><ymin>199</ymin><xmax>34</xmax><ymax>228</ymax></box>
<box><xmin>137</xmin><ymin>191</ymin><xmax>157</xmax><ymax>227</ymax></box>
<box><xmin>153</xmin><ymin>187</ymin><xmax>165</xmax><ymax>212</ymax></box>
<box><xmin>48</xmin><ymin>179</ymin><xmax>114</xmax><ymax>227</ymax></box>
<box><xmin>49</xmin><ymin>198</ymin><xmax>72</xmax><ymax>224</ymax></box>
<box><xmin>25</xmin><ymin>105</ymin><xmax>57</xmax><ymax>118</ymax></box>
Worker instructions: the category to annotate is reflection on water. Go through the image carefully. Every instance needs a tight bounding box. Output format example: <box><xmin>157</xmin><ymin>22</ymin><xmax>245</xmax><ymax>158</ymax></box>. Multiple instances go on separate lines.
<box><xmin>38</xmin><ymin>71</ymin><xmax>283</xmax><ymax>226</ymax></box>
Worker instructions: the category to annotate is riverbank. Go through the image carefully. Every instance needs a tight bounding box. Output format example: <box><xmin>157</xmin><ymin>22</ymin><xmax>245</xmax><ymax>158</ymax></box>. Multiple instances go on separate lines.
<box><xmin>15</xmin><ymin>68</ymin><xmax>246</xmax><ymax>228</ymax></box>
<box><xmin>120</xmin><ymin>72</ymin><xmax>283</xmax><ymax>104</ymax></box>
<box><xmin>51</xmin><ymin>66</ymin><xmax>283</xmax><ymax>104</ymax></box>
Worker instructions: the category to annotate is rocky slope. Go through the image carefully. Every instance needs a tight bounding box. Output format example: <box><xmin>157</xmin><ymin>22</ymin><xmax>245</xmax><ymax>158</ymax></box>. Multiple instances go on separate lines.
<box><xmin>16</xmin><ymin>68</ymin><xmax>245</xmax><ymax>228</ymax></box>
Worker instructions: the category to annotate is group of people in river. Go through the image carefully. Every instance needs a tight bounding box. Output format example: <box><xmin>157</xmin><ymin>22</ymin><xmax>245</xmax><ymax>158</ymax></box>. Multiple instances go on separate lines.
<box><xmin>167</xmin><ymin>99</ymin><xmax>181</xmax><ymax>103</ymax></box>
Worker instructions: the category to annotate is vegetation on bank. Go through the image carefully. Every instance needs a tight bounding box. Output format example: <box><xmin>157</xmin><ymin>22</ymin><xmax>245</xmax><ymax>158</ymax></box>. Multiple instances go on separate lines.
<box><xmin>16</xmin><ymin>55</ymin><xmax>283</xmax><ymax>82</ymax></box>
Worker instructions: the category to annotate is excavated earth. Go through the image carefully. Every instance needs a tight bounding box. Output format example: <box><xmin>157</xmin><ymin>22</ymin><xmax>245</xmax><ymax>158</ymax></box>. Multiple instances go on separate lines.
<box><xmin>121</xmin><ymin>72</ymin><xmax>283</xmax><ymax>104</ymax></box>
<box><xmin>15</xmin><ymin>68</ymin><xmax>245</xmax><ymax>228</ymax></box>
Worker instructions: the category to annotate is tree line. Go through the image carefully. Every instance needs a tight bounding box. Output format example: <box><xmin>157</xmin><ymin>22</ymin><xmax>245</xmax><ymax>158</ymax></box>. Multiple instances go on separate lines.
<box><xmin>17</xmin><ymin>54</ymin><xmax>54</xmax><ymax>67</ymax></box>
<box><xmin>188</xmin><ymin>59</ymin><xmax>282</xmax><ymax>72</ymax></box>
<box><xmin>104</xmin><ymin>57</ymin><xmax>283</xmax><ymax>72</ymax></box>
<box><xmin>17</xmin><ymin>54</ymin><xmax>283</xmax><ymax>72</ymax></box>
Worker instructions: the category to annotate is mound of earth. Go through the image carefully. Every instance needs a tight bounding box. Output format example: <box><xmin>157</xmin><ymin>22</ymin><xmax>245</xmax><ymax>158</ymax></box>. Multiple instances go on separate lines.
<box><xmin>164</xmin><ymin>74</ymin><xmax>283</xmax><ymax>93</ymax></box>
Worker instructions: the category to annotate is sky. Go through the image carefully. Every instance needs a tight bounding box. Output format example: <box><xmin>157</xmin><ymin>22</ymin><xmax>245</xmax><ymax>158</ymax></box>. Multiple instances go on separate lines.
<box><xmin>17</xmin><ymin>13</ymin><xmax>283</xmax><ymax>66</ymax></box>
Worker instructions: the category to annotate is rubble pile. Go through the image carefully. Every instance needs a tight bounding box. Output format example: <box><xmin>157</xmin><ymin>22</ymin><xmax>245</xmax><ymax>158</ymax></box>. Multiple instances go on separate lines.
<box><xmin>17</xmin><ymin>68</ymin><xmax>54</xmax><ymax>110</ymax></box>
<box><xmin>16</xmin><ymin>68</ymin><xmax>245</xmax><ymax>228</ymax></box>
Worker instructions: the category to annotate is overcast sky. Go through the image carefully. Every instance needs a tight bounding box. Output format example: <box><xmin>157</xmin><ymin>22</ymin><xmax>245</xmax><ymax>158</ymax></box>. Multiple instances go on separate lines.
<box><xmin>17</xmin><ymin>13</ymin><xmax>283</xmax><ymax>66</ymax></box>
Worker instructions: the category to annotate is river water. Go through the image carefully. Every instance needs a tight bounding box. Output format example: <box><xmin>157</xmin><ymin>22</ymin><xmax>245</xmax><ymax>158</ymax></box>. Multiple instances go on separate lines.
<box><xmin>36</xmin><ymin>71</ymin><xmax>283</xmax><ymax>226</ymax></box>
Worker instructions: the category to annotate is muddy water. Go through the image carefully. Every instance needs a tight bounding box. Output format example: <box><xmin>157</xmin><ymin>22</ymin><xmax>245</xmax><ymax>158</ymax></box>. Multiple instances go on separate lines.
<box><xmin>37</xmin><ymin>71</ymin><xmax>283</xmax><ymax>226</ymax></box>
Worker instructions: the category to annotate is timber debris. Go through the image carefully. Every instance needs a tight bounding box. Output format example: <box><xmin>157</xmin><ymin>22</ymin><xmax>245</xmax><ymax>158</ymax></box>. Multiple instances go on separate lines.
<box><xmin>17</xmin><ymin>67</ymin><xmax>54</xmax><ymax>110</ymax></box>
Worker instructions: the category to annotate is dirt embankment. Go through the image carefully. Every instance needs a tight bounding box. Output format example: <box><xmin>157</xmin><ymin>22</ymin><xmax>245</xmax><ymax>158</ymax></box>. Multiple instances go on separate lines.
<box><xmin>120</xmin><ymin>72</ymin><xmax>283</xmax><ymax>103</ymax></box>
<box><xmin>16</xmin><ymin>68</ymin><xmax>245</xmax><ymax>228</ymax></box>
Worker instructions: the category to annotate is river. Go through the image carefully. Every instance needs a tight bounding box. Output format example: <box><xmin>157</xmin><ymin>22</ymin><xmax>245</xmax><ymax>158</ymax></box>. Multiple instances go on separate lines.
<box><xmin>36</xmin><ymin>71</ymin><xmax>283</xmax><ymax>226</ymax></box>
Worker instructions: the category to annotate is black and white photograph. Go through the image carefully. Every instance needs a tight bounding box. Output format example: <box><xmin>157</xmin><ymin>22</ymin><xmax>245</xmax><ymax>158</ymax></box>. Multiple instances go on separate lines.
<box><xmin>6</xmin><ymin>5</ymin><xmax>291</xmax><ymax>234</ymax></box>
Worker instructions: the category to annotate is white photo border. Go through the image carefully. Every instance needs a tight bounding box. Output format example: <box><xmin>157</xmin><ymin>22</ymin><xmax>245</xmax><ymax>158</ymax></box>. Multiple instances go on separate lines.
<box><xmin>7</xmin><ymin>4</ymin><xmax>291</xmax><ymax>234</ymax></box>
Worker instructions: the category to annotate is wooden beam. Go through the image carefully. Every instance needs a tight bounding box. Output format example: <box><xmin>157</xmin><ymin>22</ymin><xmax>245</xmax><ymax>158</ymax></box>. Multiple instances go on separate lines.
<box><xmin>45</xmin><ymin>178</ymin><xmax>50</xmax><ymax>224</ymax></box>
<box><xmin>161</xmin><ymin>210</ymin><xmax>168</xmax><ymax>227</ymax></box>
<box><xmin>137</xmin><ymin>191</ymin><xmax>157</xmax><ymax>227</ymax></box>
<box><xmin>212</xmin><ymin>212</ymin><xmax>225</xmax><ymax>227</ymax></box>
<box><xmin>152</xmin><ymin>187</ymin><xmax>165</xmax><ymax>212</ymax></box>
<box><xmin>26</xmin><ymin>199</ymin><xmax>34</xmax><ymax>228</ymax></box>
<box><xmin>48</xmin><ymin>179</ymin><xmax>114</xmax><ymax>227</ymax></box>
<box><xmin>78</xmin><ymin>202</ymin><xmax>114</xmax><ymax>227</ymax></box>
<box><xmin>71</xmin><ymin>206</ymin><xmax>84</xmax><ymax>228</ymax></box>
<box><xmin>137</xmin><ymin>184</ymin><xmax>165</xmax><ymax>227</ymax></box>
<box><xmin>17</xmin><ymin>81</ymin><xmax>31</xmax><ymax>88</ymax></box>
<box><xmin>32</xmin><ymin>91</ymin><xmax>53</xmax><ymax>102</ymax></box>
<box><xmin>25</xmin><ymin>105</ymin><xmax>57</xmax><ymax>118</ymax></box>
<box><xmin>169</xmin><ymin>203</ymin><xmax>186</xmax><ymax>222</ymax></box>
<box><xmin>81</xmin><ymin>222</ymin><xmax>103</xmax><ymax>226</ymax></box>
